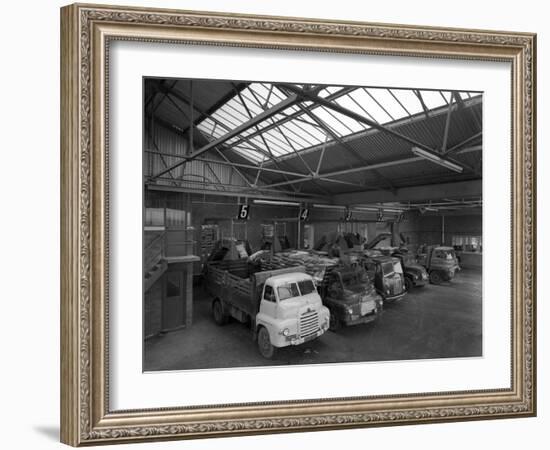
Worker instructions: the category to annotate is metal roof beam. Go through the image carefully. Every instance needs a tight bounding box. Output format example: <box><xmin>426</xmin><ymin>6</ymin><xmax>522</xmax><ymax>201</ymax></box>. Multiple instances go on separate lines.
<box><xmin>150</xmin><ymin>94</ymin><xmax>300</xmax><ymax>180</ymax></box>
<box><xmin>330</xmin><ymin>180</ymin><xmax>482</xmax><ymax>205</ymax></box>
<box><xmin>262</xmin><ymin>144</ymin><xmax>480</xmax><ymax>188</ymax></box>
<box><xmin>280</xmin><ymin>83</ymin><xmax>473</xmax><ymax>174</ymax></box>
<box><xmin>228</xmin><ymin>87</ymin><xmax>355</xmax><ymax>148</ymax></box>
<box><xmin>444</xmin><ymin>132</ymin><xmax>482</xmax><ymax>155</ymax></box>
<box><xmin>146</xmin><ymin>183</ymin><xmax>324</xmax><ymax>202</ymax></box>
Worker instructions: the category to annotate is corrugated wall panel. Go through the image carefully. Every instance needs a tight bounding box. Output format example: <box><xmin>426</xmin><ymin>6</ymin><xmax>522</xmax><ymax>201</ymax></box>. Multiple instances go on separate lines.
<box><xmin>145</xmin><ymin>123</ymin><xmax>249</xmax><ymax>191</ymax></box>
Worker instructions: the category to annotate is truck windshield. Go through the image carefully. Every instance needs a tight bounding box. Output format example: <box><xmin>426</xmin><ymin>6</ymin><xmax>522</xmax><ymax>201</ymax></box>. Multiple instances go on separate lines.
<box><xmin>381</xmin><ymin>262</ymin><xmax>395</xmax><ymax>276</ymax></box>
<box><xmin>401</xmin><ymin>254</ymin><xmax>415</xmax><ymax>265</ymax></box>
<box><xmin>434</xmin><ymin>249</ymin><xmax>456</xmax><ymax>260</ymax></box>
<box><xmin>393</xmin><ymin>260</ymin><xmax>404</xmax><ymax>274</ymax></box>
<box><xmin>298</xmin><ymin>279</ymin><xmax>316</xmax><ymax>295</ymax></box>
<box><xmin>278</xmin><ymin>283</ymin><xmax>300</xmax><ymax>301</ymax></box>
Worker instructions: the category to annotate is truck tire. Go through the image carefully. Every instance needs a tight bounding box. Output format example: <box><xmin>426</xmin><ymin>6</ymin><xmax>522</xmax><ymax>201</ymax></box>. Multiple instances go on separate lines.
<box><xmin>404</xmin><ymin>277</ymin><xmax>414</xmax><ymax>291</ymax></box>
<box><xmin>257</xmin><ymin>326</ymin><xmax>276</xmax><ymax>359</ymax></box>
<box><xmin>429</xmin><ymin>271</ymin><xmax>442</xmax><ymax>285</ymax></box>
<box><xmin>212</xmin><ymin>299</ymin><xmax>229</xmax><ymax>325</ymax></box>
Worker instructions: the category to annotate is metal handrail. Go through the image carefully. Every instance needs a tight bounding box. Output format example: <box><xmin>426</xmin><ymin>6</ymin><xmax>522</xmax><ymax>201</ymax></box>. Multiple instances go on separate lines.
<box><xmin>144</xmin><ymin>231</ymin><xmax>166</xmax><ymax>272</ymax></box>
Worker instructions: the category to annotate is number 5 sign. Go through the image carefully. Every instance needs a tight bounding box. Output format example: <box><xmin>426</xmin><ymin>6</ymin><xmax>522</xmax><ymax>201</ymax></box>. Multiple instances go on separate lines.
<box><xmin>237</xmin><ymin>204</ymin><xmax>250</xmax><ymax>220</ymax></box>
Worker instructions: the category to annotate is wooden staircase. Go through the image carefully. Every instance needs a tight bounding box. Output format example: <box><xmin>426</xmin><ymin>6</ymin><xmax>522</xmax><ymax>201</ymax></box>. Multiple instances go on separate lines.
<box><xmin>144</xmin><ymin>230</ymin><xmax>167</xmax><ymax>292</ymax></box>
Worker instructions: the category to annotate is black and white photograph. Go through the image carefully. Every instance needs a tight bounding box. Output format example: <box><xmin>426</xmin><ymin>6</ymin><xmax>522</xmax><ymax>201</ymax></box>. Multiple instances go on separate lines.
<box><xmin>143</xmin><ymin>78</ymin><xmax>483</xmax><ymax>371</ymax></box>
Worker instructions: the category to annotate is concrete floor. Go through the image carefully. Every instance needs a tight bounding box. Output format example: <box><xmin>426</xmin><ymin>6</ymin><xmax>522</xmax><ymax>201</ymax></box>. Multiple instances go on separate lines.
<box><xmin>144</xmin><ymin>269</ymin><xmax>482</xmax><ymax>371</ymax></box>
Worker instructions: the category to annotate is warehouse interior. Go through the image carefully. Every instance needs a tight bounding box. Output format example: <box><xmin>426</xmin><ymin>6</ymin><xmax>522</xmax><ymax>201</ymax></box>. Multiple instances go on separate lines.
<box><xmin>143</xmin><ymin>78</ymin><xmax>482</xmax><ymax>370</ymax></box>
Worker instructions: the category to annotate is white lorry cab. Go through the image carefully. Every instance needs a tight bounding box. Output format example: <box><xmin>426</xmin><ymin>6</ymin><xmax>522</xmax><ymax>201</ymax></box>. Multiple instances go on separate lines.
<box><xmin>206</xmin><ymin>260</ymin><xmax>330</xmax><ymax>358</ymax></box>
<box><xmin>258</xmin><ymin>272</ymin><xmax>329</xmax><ymax>351</ymax></box>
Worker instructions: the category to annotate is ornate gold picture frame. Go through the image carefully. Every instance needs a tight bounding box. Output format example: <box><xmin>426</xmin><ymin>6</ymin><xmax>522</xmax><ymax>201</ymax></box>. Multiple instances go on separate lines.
<box><xmin>60</xmin><ymin>3</ymin><xmax>536</xmax><ymax>446</ymax></box>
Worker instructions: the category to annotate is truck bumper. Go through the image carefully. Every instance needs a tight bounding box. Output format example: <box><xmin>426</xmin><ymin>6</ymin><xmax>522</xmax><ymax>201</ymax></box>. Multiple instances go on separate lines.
<box><xmin>443</xmin><ymin>270</ymin><xmax>458</xmax><ymax>281</ymax></box>
<box><xmin>384</xmin><ymin>293</ymin><xmax>406</xmax><ymax>302</ymax></box>
<box><xmin>276</xmin><ymin>326</ymin><xmax>327</xmax><ymax>347</ymax></box>
<box><xmin>342</xmin><ymin>311</ymin><xmax>378</xmax><ymax>326</ymax></box>
<box><xmin>289</xmin><ymin>329</ymin><xmax>324</xmax><ymax>346</ymax></box>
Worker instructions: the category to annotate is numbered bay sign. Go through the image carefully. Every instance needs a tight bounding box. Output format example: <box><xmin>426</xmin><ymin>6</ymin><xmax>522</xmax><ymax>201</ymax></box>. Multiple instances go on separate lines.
<box><xmin>299</xmin><ymin>208</ymin><xmax>309</xmax><ymax>221</ymax></box>
<box><xmin>237</xmin><ymin>204</ymin><xmax>250</xmax><ymax>220</ymax></box>
<box><xmin>344</xmin><ymin>208</ymin><xmax>352</xmax><ymax>222</ymax></box>
<box><xmin>377</xmin><ymin>208</ymin><xmax>384</xmax><ymax>222</ymax></box>
<box><xmin>396</xmin><ymin>212</ymin><xmax>404</xmax><ymax>223</ymax></box>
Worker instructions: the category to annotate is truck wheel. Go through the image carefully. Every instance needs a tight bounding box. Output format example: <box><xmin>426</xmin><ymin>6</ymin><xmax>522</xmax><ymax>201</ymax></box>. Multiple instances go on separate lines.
<box><xmin>405</xmin><ymin>277</ymin><xmax>414</xmax><ymax>291</ymax></box>
<box><xmin>257</xmin><ymin>326</ymin><xmax>276</xmax><ymax>359</ymax></box>
<box><xmin>429</xmin><ymin>271</ymin><xmax>442</xmax><ymax>285</ymax></box>
<box><xmin>212</xmin><ymin>299</ymin><xmax>228</xmax><ymax>325</ymax></box>
<box><xmin>329</xmin><ymin>312</ymin><xmax>342</xmax><ymax>331</ymax></box>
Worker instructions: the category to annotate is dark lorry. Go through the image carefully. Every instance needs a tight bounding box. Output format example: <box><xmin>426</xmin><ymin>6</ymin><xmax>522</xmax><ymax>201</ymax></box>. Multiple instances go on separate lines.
<box><xmin>417</xmin><ymin>245</ymin><xmax>460</xmax><ymax>284</ymax></box>
<box><xmin>315</xmin><ymin>264</ymin><xmax>382</xmax><ymax>331</ymax></box>
<box><xmin>359</xmin><ymin>255</ymin><xmax>407</xmax><ymax>302</ymax></box>
<box><xmin>259</xmin><ymin>252</ymin><xmax>382</xmax><ymax>331</ymax></box>
<box><xmin>392</xmin><ymin>250</ymin><xmax>429</xmax><ymax>290</ymax></box>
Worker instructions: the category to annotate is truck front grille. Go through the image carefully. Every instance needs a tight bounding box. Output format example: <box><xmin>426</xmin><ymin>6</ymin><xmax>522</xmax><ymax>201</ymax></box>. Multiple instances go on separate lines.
<box><xmin>388</xmin><ymin>278</ymin><xmax>401</xmax><ymax>295</ymax></box>
<box><xmin>299</xmin><ymin>310</ymin><xmax>319</xmax><ymax>337</ymax></box>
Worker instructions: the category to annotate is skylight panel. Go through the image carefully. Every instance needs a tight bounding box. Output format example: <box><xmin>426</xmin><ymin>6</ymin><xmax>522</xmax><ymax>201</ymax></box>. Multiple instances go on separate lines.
<box><xmin>355</xmin><ymin>89</ymin><xmax>393</xmax><ymax>123</ymax></box>
<box><xmin>224</xmin><ymin>98</ymin><xmax>251</xmax><ymax>120</ymax></box>
<box><xmin>263</xmin><ymin>127</ymin><xmax>297</xmax><ymax>150</ymax></box>
<box><xmin>366</xmin><ymin>89</ymin><xmax>407</xmax><ymax>121</ymax></box>
<box><xmin>211</xmin><ymin>109</ymin><xmax>240</xmax><ymax>130</ymax></box>
<box><xmin>288</xmin><ymin>118</ymin><xmax>327</xmax><ymax>143</ymax></box>
<box><xmin>239</xmin><ymin>91</ymin><xmax>265</xmax><ymax>115</ymax></box>
<box><xmin>197</xmin><ymin>118</ymin><xmax>225</xmax><ymax>139</ymax></box>
<box><xmin>334</xmin><ymin>93</ymin><xmax>374</xmax><ymax>125</ymax></box>
<box><xmin>254</xmin><ymin>131</ymin><xmax>291</xmax><ymax>155</ymax></box>
<box><xmin>309</xmin><ymin>107</ymin><xmax>350</xmax><ymax>137</ymax></box>
<box><xmin>418</xmin><ymin>90</ymin><xmax>447</xmax><ymax>110</ymax></box>
<box><xmin>247</xmin><ymin>84</ymin><xmax>277</xmax><ymax>109</ymax></box>
<box><xmin>233</xmin><ymin>147</ymin><xmax>263</xmax><ymax>163</ymax></box>
<box><xmin>269</xmin><ymin>86</ymin><xmax>287</xmax><ymax>102</ymax></box>
<box><xmin>388</xmin><ymin>89</ymin><xmax>423</xmax><ymax>116</ymax></box>
<box><xmin>276</xmin><ymin>121</ymin><xmax>320</xmax><ymax>149</ymax></box>
<box><xmin>272</xmin><ymin>122</ymin><xmax>312</xmax><ymax>153</ymax></box>
<box><xmin>196</xmin><ymin>83</ymin><xmax>481</xmax><ymax>166</ymax></box>
<box><xmin>284</xmin><ymin>104</ymin><xmax>301</xmax><ymax>115</ymax></box>
<box><xmin>439</xmin><ymin>91</ymin><xmax>452</xmax><ymax>104</ymax></box>
<box><xmin>197</xmin><ymin>117</ymin><xmax>215</xmax><ymax>136</ymax></box>
<box><xmin>455</xmin><ymin>91</ymin><xmax>476</xmax><ymax>101</ymax></box>
<box><xmin>317</xmin><ymin>105</ymin><xmax>364</xmax><ymax>135</ymax></box>
<box><xmin>319</xmin><ymin>86</ymin><xmax>341</xmax><ymax>97</ymax></box>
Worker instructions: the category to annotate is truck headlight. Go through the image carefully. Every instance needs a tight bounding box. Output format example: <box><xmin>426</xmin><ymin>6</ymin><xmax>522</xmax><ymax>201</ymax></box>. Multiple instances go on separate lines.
<box><xmin>386</xmin><ymin>289</ymin><xmax>390</xmax><ymax>294</ymax></box>
<box><xmin>347</xmin><ymin>307</ymin><xmax>353</xmax><ymax>314</ymax></box>
<box><xmin>282</xmin><ymin>328</ymin><xmax>290</xmax><ymax>336</ymax></box>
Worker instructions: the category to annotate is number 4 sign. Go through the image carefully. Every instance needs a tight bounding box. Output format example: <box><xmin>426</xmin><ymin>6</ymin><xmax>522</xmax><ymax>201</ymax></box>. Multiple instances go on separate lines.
<box><xmin>237</xmin><ymin>204</ymin><xmax>250</xmax><ymax>220</ymax></box>
<box><xmin>344</xmin><ymin>209</ymin><xmax>352</xmax><ymax>222</ymax></box>
<box><xmin>299</xmin><ymin>208</ymin><xmax>309</xmax><ymax>221</ymax></box>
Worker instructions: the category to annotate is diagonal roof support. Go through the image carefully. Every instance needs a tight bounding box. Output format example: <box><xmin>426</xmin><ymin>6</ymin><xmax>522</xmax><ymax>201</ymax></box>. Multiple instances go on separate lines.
<box><xmin>292</xmin><ymin>101</ymin><xmax>397</xmax><ymax>192</ymax></box>
<box><xmin>444</xmin><ymin>132</ymin><xmax>482</xmax><ymax>155</ymax></box>
<box><xmin>262</xmin><ymin>145</ymin><xmax>481</xmax><ymax>189</ymax></box>
<box><xmin>228</xmin><ymin>87</ymin><xmax>355</xmax><ymax>148</ymax></box>
<box><xmin>150</xmin><ymin>94</ymin><xmax>300</xmax><ymax>180</ymax></box>
<box><xmin>280</xmin><ymin>84</ymin><xmax>471</xmax><ymax>174</ymax></box>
